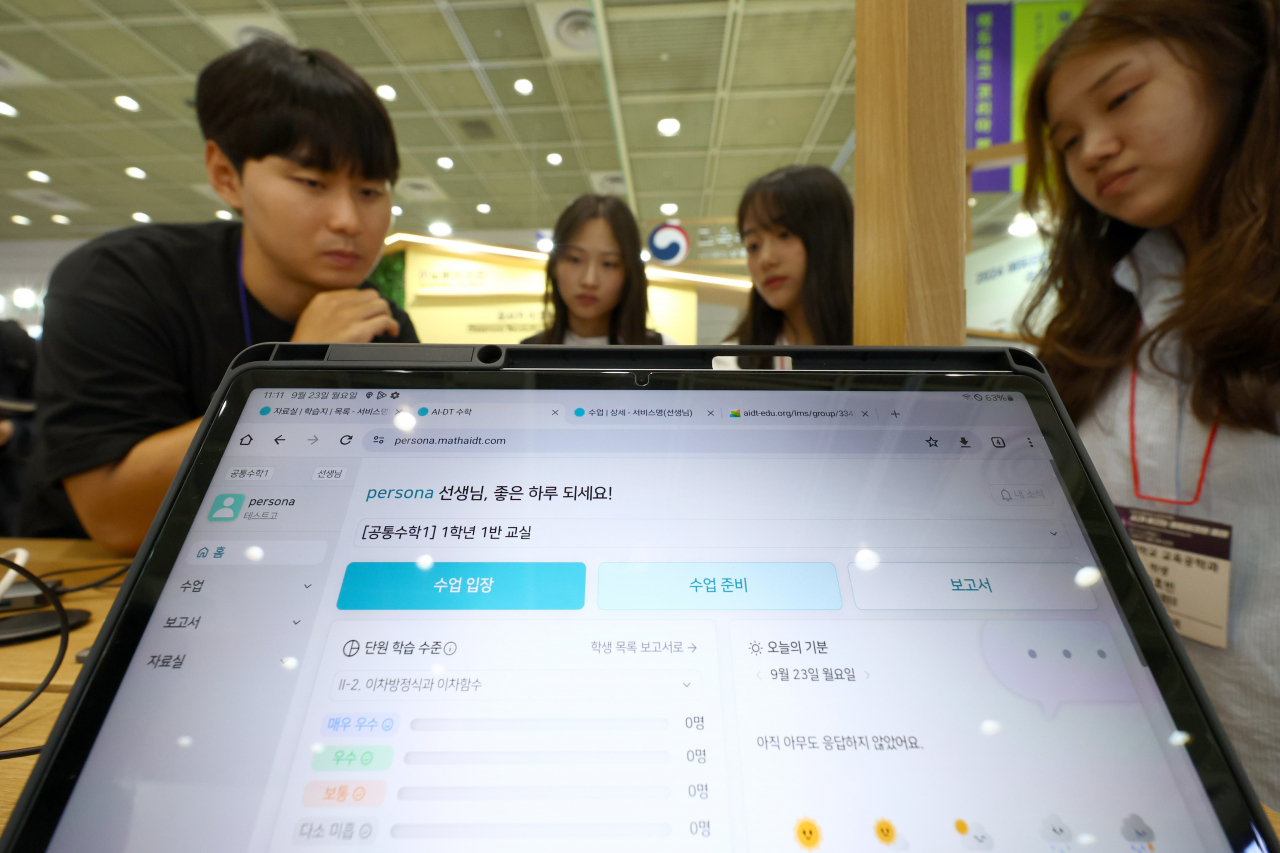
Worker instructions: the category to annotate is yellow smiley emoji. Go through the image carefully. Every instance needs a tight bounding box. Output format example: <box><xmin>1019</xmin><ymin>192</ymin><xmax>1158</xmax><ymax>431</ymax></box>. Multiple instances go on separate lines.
<box><xmin>875</xmin><ymin>818</ymin><xmax>897</xmax><ymax>845</ymax></box>
<box><xmin>795</xmin><ymin>817</ymin><xmax>822</xmax><ymax>849</ymax></box>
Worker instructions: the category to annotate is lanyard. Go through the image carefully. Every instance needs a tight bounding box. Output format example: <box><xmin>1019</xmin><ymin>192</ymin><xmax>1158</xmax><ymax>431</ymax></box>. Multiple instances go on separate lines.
<box><xmin>1128</xmin><ymin>364</ymin><xmax>1219</xmax><ymax>505</ymax></box>
<box><xmin>237</xmin><ymin>241</ymin><xmax>253</xmax><ymax>347</ymax></box>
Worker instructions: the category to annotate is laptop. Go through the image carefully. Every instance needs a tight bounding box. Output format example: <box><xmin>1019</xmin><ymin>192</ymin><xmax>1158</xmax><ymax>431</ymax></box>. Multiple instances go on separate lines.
<box><xmin>3</xmin><ymin>344</ymin><xmax>1273</xmax><ymax>852</ymax></box>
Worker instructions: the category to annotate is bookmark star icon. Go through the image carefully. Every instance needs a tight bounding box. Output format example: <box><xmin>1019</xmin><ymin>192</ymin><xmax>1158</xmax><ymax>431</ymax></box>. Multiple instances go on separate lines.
<box><xmin>926</xmin><ymin>436</ymin><xmax>939</xmax><ymax>447</ymax></box>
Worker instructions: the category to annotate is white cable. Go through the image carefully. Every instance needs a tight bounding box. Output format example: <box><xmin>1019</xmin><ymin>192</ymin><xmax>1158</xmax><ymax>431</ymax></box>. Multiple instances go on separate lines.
<box><xmin>0</xmin><ymin>547</ymin><xmax>31</xmax><ymax>601</ymax></box>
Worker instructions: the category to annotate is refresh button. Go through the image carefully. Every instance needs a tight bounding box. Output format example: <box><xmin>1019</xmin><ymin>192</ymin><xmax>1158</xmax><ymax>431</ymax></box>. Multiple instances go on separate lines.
<box><xmin>339</xmin><ymin>434</ymin><xmax>353</xmax><ymax>446</ymax></box>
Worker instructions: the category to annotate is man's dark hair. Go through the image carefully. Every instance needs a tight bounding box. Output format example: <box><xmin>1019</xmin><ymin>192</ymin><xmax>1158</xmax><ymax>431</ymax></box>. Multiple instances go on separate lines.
<box><xmin>196</xmin><ymin>38</ymin><xmax>399</xmax><ymax>182</ymax></box>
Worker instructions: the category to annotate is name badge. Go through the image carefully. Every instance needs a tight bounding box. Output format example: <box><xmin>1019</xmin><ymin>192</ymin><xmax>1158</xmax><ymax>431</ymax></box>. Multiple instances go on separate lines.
<box><xmin>1117</xmin><ymin>506</ymin><xmax>1232</xmax><ymax>649</ymax></box>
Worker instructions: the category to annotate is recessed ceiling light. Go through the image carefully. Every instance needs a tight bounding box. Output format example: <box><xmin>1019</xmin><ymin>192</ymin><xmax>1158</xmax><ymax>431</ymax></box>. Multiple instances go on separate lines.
<box><xmin>640</xmin><ymin>249</ymin><xmax>651</xmax><ymax>262</ymax></box>
<box><xmin>26</xmin><ymin>170</ymin><xmax>49</xmax><ymax>183</ymax></box>
<box><xmin>546</xmin><ymin>152</ymin><xmax>563</xmax><ymax>166</ymax></box>
<box><xmin>967</xmin><ymin>197</ymin><xmax>977</xmax><ymax>208</ymax></box>
<box><xmin>51</xmin><ymin>214</ymin><xmax>69</xmax><ymax>224</ymax></box>
<box><xmin>428</xmin><ymin>221</ymin><xmax>451</xmax><ymax>237</ymax></box>
<box><xmin>513</xmin><ymin>78</ymin><xmax>533</xmax><ymax>96</ymax></box>
<box><xmin>0</xmin><ymin>102</ymin><xmax>16</xmax><ymax>118</ymax></box>
<box><xmin>132</xmin><ymin>211</ymin><xmax>151</xmax><ymax>223</ymax></box>
<box><xmin>13</xmin><ymin>287</ymin><xmax>35</xmax><ymax>307</ymax></box>
<box><xmin>10</xmin><ymin>215</ymin><xmax>29</xmax><ymax>226</ymax></box>
<box><xmin>375</xmin><ymin>84</ymin><xmax>396</xmax><ymax>101</ymax></box>
<box><xmin>114</xmin><ymin>95</ymin><xmax>140</xmax><ymax>112</ymax></box>
<box><xmin>436</xmin><ymin>157</ymin><xmax>454</xmax><ymax>170</ymax></box>
<box><xmin>660</xmin><ymin>202</ymin><xmax>678</xmax><ymax>216</ymax></box>
<box><xmin>215</xmin><ymin>210</ymin><xmax>234</xmax><ymax>221</ymax></box>
<box><xmin>657</xmin><ymin>118</ymin><xmax>681</xmax><ymax>137</ymax></box>
<box><xmin>476</xmin><ymin>203</ymin><xmax>491</xmax><ymax>214</ymax></box>
<box><xmin>125</xmin><ymin>166</ymin><xmax>146</xmax><ymax>180</ymax></box>
<box><xmin>536</xmin><ymin>237</ymin><xmax>554</xmax><ymax>253</ymax></box>
<box><xmin>391</xmin><ymin>205</ymin><xmax>402</xmax><ymax>216</ymax></box>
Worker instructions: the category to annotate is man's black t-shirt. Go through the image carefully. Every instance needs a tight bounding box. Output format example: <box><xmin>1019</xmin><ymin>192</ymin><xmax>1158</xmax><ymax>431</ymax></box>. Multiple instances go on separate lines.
<box><xmin>20</xmin><ymin>221</ymin><xmax>418</xmax><ymax>538</ymax></box>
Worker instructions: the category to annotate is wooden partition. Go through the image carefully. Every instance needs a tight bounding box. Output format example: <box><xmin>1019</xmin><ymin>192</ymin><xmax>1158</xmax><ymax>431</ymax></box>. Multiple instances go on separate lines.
<box><xmin>853</xmin><ymin>0</ymin><xmax>967</xmax><ymax>346</ymax></box>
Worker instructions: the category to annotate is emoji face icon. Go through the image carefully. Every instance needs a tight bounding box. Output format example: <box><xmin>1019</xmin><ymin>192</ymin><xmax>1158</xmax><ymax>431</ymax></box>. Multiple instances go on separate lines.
<box><xmin>1121</xmin><ymin>813</ymin><xmax>1155</xmax><ymax>847</ymax></box>
<box><xmin>1041</xmin><ymin>814</ymin><xmax>1072</xmax><ymax>843</ymax></box>
<box><xmin>958</xmin><ymin>821</ymin><xmax>994</xmax><ymax>851</ymax></box>
<box><xmin>875</xmin><ymin>819</ymin><xmax>897</xmax><ymax>845</ymax></box>
<box><xmin>795</xmin><ymin>818</ymin><xmax>821</xmax><ymax>849</ymax></box>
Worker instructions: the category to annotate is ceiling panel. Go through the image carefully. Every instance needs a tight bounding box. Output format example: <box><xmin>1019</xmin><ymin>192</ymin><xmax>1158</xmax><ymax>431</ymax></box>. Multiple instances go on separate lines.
<box><xmin>488</xmin><ymin>66</ymin><xmax>558</xmax><ymax>108</ymax></box>
<box><xmin>819</xmin><ymin>94</ymin><xmax>855</xmax><ymax>144</ymax></box>
<box><xmin>631</xmin><ymin>154</ymin><xmax>706</xmax><ymax>191</ymax></box>
<box><xmin>570</xmin><ymin>107</ymin><xmax>613</xmax><ymax>141</ymax></box>
<box><xmin>506</xmin><ymin>111</ymin><xmax>571</xmax><ymax>146</ymax></box>
<box><xmin>95</xmin><ymin>0</ymin><xmax>181</xmax><ymax>13</ymax></box>
<box><xmin>622</xmin><ymin>100</ymin><xmax>713</xmax><ymax>153</ymax></box>
<box><xmin>5</xmin><ymin>0</ymin><xmax>98</xmax><ymax>22</ymax></box>
<box><xmin>288</xmin><ymin>14</ymin><xmax>391</xmax><ymax>67</ymax></box>
<box><xmin>713</xmin><ymin>151</ymin><xmax>795</xmax><ymax>191</ymax></box>
<box><xmin>366</xmin><ymin>10</ymin><xmax>465</xmax><ymax>63</ymax></box>
<box><xmin>557</xmin><ymin>64</ymin><xmax>605</xmax><ymax>105</ymax></box>
<box><xmin>391</xmin><ymin>116</ymin><xmax>452</xmax><ymax>148</ymax></box>
<box><xmin>611</xmin><ymin>18</ymin><xmax>722</xmax><ymax>94</ymax></box>
<box><xmin>719</xmin><ymin>95</ymin><xmax>823</xmax><ymax>149</ymax></box>
<box><xmin>132</xmin><ymin>23</ymin><xmax>230</xmax><ymax>74</ymax></box>
<box><xmin>468</xmin><ymin>147</ymin><xmax>528</xmax><ymax>176</ymax></box>
<box><xmin>57</xmin><ymin>27</ymin><xmax>177</xmax><ymax>77</ymax></box>
<box><xmin>582</xmin><ymin>145</ymin><xmax>619</xmax><ymax>171</ymax></box>
<box><xmin>732</xmin><ymin>10</ymin><xmax>853</xmax><ymax>89</ymax></box>
<box><xmin>453</xmin><ymin>7</ymin><xmax>543</xmax><ymax>61</ymax></box>
<box><xmin>482</xmin><ymin>174</ymin><xmax>536</xmax><ymax>197</ymax></box>
<box><xmin>412</xmin><ymin>69</ymin><xmax>490</xmax><ymax>111</ymax></box>
<box><xmin>0</xmin><ymin>32</ymin><xmax>107</xmax><ymax>80</ymax></box>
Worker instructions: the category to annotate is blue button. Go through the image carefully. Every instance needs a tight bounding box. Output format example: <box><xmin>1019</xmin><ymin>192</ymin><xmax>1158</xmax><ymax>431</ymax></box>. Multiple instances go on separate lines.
<box><xmin>337</xmin><ymin>562</ymin><xmax>585</xmax><ymax>610</ymax></box>
<box><xmin>597</xmin><ymin>563</ymin><xmax>842</xmax><ymax>610</ymax></box>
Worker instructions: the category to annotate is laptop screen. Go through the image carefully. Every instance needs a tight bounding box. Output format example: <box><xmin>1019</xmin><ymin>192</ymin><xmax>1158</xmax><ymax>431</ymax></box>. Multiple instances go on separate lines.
<box><xmin>40</xmin><ymin>370</ymin><xmax>1250</xmax><ymax>852</ymax></box>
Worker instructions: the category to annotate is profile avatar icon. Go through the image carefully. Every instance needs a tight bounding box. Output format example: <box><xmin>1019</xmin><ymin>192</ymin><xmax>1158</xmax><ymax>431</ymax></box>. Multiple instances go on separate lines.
<box><xmin>207</xmin><ymin>493</ymin><xmax>245</xmax><ymax>522</ymax></box>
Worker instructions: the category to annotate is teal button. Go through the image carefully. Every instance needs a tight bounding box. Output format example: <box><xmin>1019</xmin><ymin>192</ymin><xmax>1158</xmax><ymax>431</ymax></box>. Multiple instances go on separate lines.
<box><xmin>597</xmin><ymin>563</ymin><xmax>842</xmax><ymax>610</ymax></box>
<box><xmin>337</xmin><ymin>562</ymin><xmax>585</xmax><ymax>610</ymax></box>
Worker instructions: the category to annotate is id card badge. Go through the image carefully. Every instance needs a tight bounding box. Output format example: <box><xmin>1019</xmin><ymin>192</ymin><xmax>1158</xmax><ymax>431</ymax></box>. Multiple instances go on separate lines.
<box><xmin>1117</xmin><ymin>506</ymin><xmax>1232</xmax><ymax>648</ymax></box>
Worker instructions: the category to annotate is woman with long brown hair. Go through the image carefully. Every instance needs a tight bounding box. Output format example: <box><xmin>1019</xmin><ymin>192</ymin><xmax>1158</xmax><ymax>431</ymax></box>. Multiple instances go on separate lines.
<box><xmin>1022</xmin><ymin>0</ymin><xmax>1280</xmax><ymax>803</ymax></box>
<box><xmin>522</xmin><ymin>194</ymin><xmax>669</xmax><ymax>345</ymax></box>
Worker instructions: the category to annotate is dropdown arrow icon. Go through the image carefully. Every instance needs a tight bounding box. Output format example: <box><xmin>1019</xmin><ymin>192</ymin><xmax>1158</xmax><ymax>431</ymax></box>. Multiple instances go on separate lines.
<box><xmin>683</xmin><ymin>682</ymin><xmax>691</xmax><ymax>688</ymax></box>
<box><xmin>1050</xmin><ymin>531</ymin><xmax>1058</xmax><ymax>536</ymax></box>
<box><xmin>303</xmin><ymin>584</ymin><xmax>312</xmax><ymax>589</ymax></box>
<box><xmin>293</xmin><ymin>620</ymin><xmax>301</xmax><ymax>625</ymax></box>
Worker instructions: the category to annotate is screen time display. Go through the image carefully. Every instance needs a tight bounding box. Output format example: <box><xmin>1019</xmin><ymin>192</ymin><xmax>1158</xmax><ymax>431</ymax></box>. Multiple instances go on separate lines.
<box><xmin>47</xmin><ymin>386</ymin><xmax>1231</xmax><ymax>852</ymax></box>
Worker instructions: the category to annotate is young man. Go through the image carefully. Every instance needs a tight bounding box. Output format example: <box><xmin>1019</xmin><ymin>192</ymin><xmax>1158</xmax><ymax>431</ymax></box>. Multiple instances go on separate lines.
<box><xmin>20</xmin><ymin>39</ymin><xmax>416</xmax><ymax>553</ymax></box>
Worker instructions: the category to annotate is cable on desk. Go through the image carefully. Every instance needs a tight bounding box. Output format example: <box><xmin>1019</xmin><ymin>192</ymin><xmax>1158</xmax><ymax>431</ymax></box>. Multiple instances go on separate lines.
<box><xmin>0</xmin><ymin>556</ymin><xmax>70</xmax><ymax>761</ymax></box>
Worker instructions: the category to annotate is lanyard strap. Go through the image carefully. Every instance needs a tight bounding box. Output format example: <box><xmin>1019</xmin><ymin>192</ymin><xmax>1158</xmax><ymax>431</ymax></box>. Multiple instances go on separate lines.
<box><xmin>1128</xmin><ymin>364</ymin><xmax>1219</xmax><ymax>505</ymax></box>
<box><xmin>237</xmin><ymin>241</ymin><xmax>252</xmax><ymax>348</ymax></box>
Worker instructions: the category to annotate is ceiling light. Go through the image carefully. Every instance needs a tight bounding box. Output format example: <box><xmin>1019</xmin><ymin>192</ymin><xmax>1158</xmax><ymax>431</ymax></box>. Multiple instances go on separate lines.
<box><xmin>114</xmin><ymin>95</ymin><xmax>140</xmax><ymax>112</ymax></box>
<box><xmin>476</xmin><ymin>203</ymin><xmax>491</xmax><ymax>214</ymax></box>
<box><xmin>12</xmin><ymin>287</ymin><xmax>36</xmax><ymax>308</ymax></box>
<box><xmin>436</xmin><ymin>157</ymin><xmax>454</xmax><ymax>170</ymax></box>
<box><xmin>26</xmin><ymin>170</ymin><xmax>49</xmax><ymax>183</ymax></box>
<box><xmin>546</xmin><ymin>152</ymin><xmax>562</xmax><ymax>166</ymax></box>
<box><xmin>132</xmin><ymin>211</ymin><xmax>151</xmax><ymax>223</ymax></box>
<box><xmin>1008</xmin><ymin>211</ymin><xmax>1037</xmax><ymax>238</ymax></box>
<box><xmin>967</xmin><ymin>197</ymin><xmax>977</xmax><ymax>208</ymax></box>
<box><xmin>215</xmin><ymin>210</ymin><xmax>234</xmax><ymax>221</ymax></box>
<box><xmin>0</xmin><ymin>102</ymin><xmax>16</xmax><ymax>118</ymax></box>
<box><xmin>640</xmin><ymin>250</ymin><xmax>651</xmax><ymax>262</ymax></box>
<box><xmin>657</xmin><ymin>117</ymin><xmax>681</xmax><ymax>137</ymax></box>
<box><xmin>125</xmin><ymin>166</ymin><xmax>146</xmax><ymax>180</ymax></box>
<box><xmin>513</xmin><ymin>78</ymin><xmax>533</xmax><ymax>96</ymax></box>
<box><xmin>51</xmin><ymin>214</ymin><xmax>69</xmax><ymax>224</ymax></box>
<box><xmin>391</xmin><ymin>205</ymin><xmax>402</xmax><ymax>216</ymax></box>
<box><xmin>10</xmin><ymin>215</ymin><xmax>29</xmax><ymax>226</ymax></box>
<box><xmin>660</xmin><ymin>203</ymin><xmax>678</xmax><ymax>216</ymax></box>
<box><xmin>375</xmin><ymin>84</ymin><xmax>397</xmax><ymax>101</ymax></box>
<box><xmin>536</xmin><ymin>237</ymin><xmax>554</xmax><ymax>253</ymax></box>
<box><xmin>428</xmin><ymin>221</ymin><xmax>451</xmax><ymax>237</ymax></box>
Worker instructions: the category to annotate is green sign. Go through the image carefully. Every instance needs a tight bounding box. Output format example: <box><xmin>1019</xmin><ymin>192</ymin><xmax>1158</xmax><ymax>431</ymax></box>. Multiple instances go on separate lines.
<box><xmin>1012</xmin><ymin>1</ymin><xmax>1084</xmax><ymax>190</ymax></box>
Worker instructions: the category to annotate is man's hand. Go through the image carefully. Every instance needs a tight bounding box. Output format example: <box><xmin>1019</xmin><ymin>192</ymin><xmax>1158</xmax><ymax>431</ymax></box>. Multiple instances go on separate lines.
<box><xmin>292</xmin><ymin>289</ymin><xmax>400</xmax><ymax>343</ymax></box>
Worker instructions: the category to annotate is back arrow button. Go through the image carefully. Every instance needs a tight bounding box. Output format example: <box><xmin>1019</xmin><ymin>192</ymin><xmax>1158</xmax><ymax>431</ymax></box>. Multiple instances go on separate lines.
<box><xmin>274</xmin><ymin>435</ymin><xmax>285</xmax><ymax>445</ymax></box>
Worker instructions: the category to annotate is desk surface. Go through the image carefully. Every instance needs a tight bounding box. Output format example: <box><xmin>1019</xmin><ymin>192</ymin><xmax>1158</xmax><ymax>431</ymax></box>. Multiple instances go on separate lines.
<box><xmin>2</xmin><ymin>538</ymin><xmax>1280</xmax><ymax>840</ymax></box>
